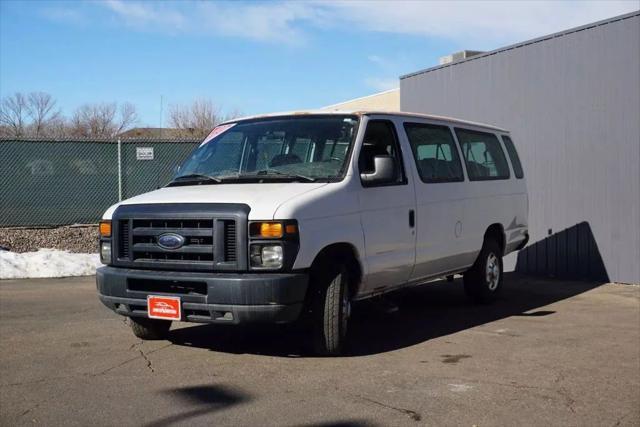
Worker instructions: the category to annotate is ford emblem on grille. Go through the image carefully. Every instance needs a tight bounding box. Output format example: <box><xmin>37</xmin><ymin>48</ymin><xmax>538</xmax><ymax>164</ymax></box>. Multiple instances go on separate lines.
<box><xmin>157</xmin><ymin>233</ymin><xmax>185</xmax><ymax>250</ymax></box>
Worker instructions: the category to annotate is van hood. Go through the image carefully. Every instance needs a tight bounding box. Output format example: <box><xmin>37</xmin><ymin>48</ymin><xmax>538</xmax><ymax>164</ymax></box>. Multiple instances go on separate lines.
<box><xmin>102</xmin><ymin>182</ymin><xmax>328</xmax><ymax>220</ymax></box>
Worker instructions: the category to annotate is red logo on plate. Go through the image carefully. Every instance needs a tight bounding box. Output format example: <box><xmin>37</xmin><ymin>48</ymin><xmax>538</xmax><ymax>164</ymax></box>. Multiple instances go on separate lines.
<box><xmin>147</xmin><ymin>296</ymin><xmax>181</xmax><ymax>320</ymax></box>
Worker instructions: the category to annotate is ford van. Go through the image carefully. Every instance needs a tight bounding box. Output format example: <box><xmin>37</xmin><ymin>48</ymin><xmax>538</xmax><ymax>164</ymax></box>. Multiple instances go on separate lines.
<box><xmin>96</xmin><ymin>111</ymin><xmax>528</xmax><ymax>355</ymax></box>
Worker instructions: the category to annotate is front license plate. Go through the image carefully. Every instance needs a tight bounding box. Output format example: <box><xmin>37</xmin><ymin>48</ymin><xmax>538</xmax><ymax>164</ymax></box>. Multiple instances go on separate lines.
<box><xmin>147</xmin><ymin>295</ymin><xmax>181</xmax><ymax>321</ymax></box>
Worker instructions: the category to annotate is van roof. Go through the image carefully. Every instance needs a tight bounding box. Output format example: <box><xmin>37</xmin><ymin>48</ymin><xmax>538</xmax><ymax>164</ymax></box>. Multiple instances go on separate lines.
<box><xmin>221</xmin><ymin>110</ymin><xmax>508</xmax><ymax>133</ymax></box>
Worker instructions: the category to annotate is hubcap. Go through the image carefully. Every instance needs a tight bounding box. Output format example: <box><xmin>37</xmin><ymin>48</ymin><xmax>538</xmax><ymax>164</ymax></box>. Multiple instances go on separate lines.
<box><xmin>486</xmin><ymin>253</ymin><xmax>500</xmax><ymax>291</ymax></box>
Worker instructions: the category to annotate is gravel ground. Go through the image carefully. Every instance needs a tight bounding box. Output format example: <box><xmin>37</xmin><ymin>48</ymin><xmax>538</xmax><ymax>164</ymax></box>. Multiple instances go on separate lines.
<box><xmin>0</xmin><ymin>225</ymin><xmax>98</xmax><ymax>253</ymax></box>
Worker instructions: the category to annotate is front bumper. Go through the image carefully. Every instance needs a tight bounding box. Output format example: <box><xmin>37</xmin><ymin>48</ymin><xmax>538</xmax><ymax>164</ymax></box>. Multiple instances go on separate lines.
<box><xmin>96</xmin><ymin>266</ymin><xmax>308</xmax><ymax>324</ymax></box>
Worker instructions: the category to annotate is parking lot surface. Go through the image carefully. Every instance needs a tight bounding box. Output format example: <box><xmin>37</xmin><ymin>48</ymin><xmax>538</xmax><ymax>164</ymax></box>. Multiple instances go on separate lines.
<box><xmin>0</xmin><ymin>274</ymin><xmax>638</xmax><ymax>426</ymax></box>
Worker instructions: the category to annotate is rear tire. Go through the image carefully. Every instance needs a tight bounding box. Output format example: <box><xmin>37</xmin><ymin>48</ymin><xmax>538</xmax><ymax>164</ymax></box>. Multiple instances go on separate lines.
<box><xmin>464</xmin><ymin>239</ymin><xmax>503</xmax><ymax>304</ymax></box>
<box><xmin>312</xmin><ymin>264</ymin><xmax>350</xmax><ymax>356</ymax></box>
<box><xmin>130</xmin><ymin>317</ymin><xmax>171</xmax><ymax>340</ymax></box>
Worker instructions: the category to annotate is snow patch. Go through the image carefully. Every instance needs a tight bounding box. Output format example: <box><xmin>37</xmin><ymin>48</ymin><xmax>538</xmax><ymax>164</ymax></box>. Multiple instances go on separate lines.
<box><xmin>0</xmin><ymin>249</ymin><xmax>101</xmax><ymax>279</ymax></box>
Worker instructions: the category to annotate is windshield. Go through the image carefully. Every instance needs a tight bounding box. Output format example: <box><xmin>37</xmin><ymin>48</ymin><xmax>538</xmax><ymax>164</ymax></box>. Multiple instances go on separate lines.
<box><xmin>173</xmin><ymin>115</ymin><xmax>359</xmax><ymax>184</ymax></box>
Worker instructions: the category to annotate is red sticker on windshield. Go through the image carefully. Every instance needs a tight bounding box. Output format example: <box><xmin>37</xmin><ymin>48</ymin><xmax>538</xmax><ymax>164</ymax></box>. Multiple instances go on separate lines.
<box><xmin>201</xmin><ymin>123</ymin><xmax>236</xmax><ymax>146</ymax></box>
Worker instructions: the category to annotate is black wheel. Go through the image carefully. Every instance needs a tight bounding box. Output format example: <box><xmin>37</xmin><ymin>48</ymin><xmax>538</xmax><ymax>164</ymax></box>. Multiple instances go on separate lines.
<box><xmin>129</xmin><ymin>316</ymin><xmax>171</xmax><ymax>340</ymax></box>
<box><xmin>464</xmin><ymin>239</ymin><xmax>503</xmax><ymax>304</ymax></box>
<box><xmin>311</xmin><ymin>264</ymin><xmax>350</xmax><ymax>356</ymax></box>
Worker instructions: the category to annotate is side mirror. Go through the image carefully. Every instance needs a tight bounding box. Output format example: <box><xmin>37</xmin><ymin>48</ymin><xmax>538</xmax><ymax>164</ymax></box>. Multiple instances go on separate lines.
<box><xmin>172</xmin><ymin>164</ymin><xmax>182</xmax><ymax>177</ymax></box>
<box><xmin>360</xmin><ymin>155</ymin><xmax>396</xmax><ymax>186</ymax></box>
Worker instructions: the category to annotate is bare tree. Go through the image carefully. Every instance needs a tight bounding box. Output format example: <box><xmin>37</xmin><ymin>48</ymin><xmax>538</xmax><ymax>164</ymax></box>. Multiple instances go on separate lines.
<box><xmin>70</xmin><ymin>102</ymin><xmax>138</xmax><ymax>137</ymax></box>
<box><xmin>221</xmin><ymin>108</ymin><xmax>243</xmax><ymax>123</ymax></box>
<box><xmin>115</xmin><ymin>102</ymin><xmax>138</xmax><ymax>135</ymax></box>
<box><xmin>169</xmin><ymin>99</ymin><xmax>223</xmax><ymax>137</ymax></box>
<box><xmin>0</xmin><ymin>93</ymin><xmax>28</xmax><ymax>137</ymax></box>
<box><xmin>26</xmin><ymin>92</ymin><xmax>61</xmax><ymax>136</ymax></box>
<box><xmin>48</xmin><ymin>116</ymin><xmax>70</xmax><ymax>139</ymax></box>
<box><xmin>0</xmin><ymin>92</ymin><xmax>139</xmax><ymax>138</ymax></box>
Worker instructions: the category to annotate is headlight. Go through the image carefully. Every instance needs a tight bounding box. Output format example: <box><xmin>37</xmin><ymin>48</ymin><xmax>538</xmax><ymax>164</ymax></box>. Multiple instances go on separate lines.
<box><xmin>100</xmin><ymin>242</ymin><xmax>112</xmax><ymax>264</ymax></box>
<box><xmin>250</xmin><ymin>244</ymin><xmax>283</xmax><ymax>269</ymax></box>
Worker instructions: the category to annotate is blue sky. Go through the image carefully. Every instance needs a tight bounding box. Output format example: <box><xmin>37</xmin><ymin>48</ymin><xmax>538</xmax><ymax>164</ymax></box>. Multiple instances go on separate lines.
<box><xmin>1</xmin><ymin>0</ymin><xmax>637</xmax><ymax>126</ymax></box>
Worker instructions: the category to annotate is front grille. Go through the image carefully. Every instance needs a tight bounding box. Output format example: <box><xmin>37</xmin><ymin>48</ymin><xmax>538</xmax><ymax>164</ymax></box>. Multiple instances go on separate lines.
<box><xmin>130</xmin><ymin>218</ymin><xmax>214</xmax><ymax>264</ymax></box>
<box><xmin>119</xmin><ymin>220</ymin><xmax>130</xmax><ymax>258</ymax></box>
<box><xmin>224</xmin><ymin>220</ymin><xmax>237</xmax><ymax>262</ymax></box>
<box><xmin>112</xmin><ymin>203</ymin><xmax>248</xmax><ymax>272</ymax></box>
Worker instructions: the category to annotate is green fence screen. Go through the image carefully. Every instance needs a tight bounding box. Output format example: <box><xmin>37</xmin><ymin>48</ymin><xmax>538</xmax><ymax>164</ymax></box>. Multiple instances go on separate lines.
<box><xmin>0</xmin><ymin>138</ymin><xmax>200</xmax><ymax>226</ymax></box>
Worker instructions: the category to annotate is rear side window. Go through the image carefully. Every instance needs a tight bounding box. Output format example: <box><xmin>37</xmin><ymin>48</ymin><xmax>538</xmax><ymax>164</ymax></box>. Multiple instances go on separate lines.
<box><xmin>404</xmin><ymin>123</ymin><xmax>464</xmax><ymax>183</ymax></box>
<box><xmin>455</xmin><ymin>128</ymin><xmax>510</xmax><ymax>180</ymax></box>
<box><xmin>501</xmin><ymin>135</ymin><xmax>524</xmax><ymax>179</ymax></box>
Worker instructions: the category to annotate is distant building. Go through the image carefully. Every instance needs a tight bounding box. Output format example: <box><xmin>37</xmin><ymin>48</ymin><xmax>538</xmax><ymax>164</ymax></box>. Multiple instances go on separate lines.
<box><xmin>117</xmin><ymin>127</ymin><xmax>202</xmax><ymax>139</ymax></box>
<box><xmin>322</xmin><ymin>88</ymin><xmax>400</xmax><ymax>112</ymax></box>
<box><xmin>401</xmin><ymin>11</ymin><xmax>640</xmax><ymax>283</ymax></box>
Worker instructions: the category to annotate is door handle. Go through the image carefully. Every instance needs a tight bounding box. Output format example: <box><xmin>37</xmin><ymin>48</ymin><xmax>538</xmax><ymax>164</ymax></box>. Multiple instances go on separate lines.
<box><xmin>409</xmin><ymin>209</ymin><xmax>415</xmax><ymax>228</ymax></box>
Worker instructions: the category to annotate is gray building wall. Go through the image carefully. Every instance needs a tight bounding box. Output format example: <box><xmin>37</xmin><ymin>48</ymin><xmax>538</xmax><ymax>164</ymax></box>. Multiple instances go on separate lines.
<box><xmin>400</xmin><ymin>12</ymin><xmax>640</xmax><ymax>283</ymax></box>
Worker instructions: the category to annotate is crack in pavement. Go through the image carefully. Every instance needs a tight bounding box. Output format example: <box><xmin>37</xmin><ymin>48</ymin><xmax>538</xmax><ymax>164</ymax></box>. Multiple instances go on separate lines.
<box><xmin>553</xmin><ymin>371</ymin><xmax>577</xmax><ymax>414</ymax></box>
<box><xmin>468</xmin><ymin>371</ymin><xmax>578</xmax><ymax>415</ymax></box>
<box><xmin>92</xmin><ymin>343</ymin><xmax>173</xmax><ymax>376</ymax></box>
<box><xmin>4</xmin><ymin>342</ymin><xmax>173</xmax><ymax>387</ymax></box>
<box><xmin>19</xmin><ymin>402</ymin><xmax>39</xmax><ymax>418</ymax></box>
<box><xmin>138</xmin><ymin>348</ymin><xmax>154</xmax><ymax>373</ymax></box>
<box><xmin>2</xmin><ymin>377</ymin><xmax>51</xmax><ymax>388</ymax></box>
<box><xmin>611</xmin><ymin>409</ymin><xmax>634</xmax><ymax>426</ymax></box>
<box><xmin>355</xmin><ymin>395</ymin><xmax>421</xmax><ymax>422</ymax></box>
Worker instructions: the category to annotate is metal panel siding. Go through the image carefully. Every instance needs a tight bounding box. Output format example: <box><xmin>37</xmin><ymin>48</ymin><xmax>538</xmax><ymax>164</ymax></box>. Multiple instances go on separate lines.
<box><xmin>401</xmin><ymin>14</ymin><xmax>640</xmax><ymax>283</ymax></box>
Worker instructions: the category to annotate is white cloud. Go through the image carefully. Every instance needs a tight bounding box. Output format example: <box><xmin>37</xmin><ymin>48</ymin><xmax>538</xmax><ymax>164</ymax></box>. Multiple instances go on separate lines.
<box><xmin>367</xmin><ymin>55</ymin><xmax>384</xmax><ymax>65</ymax></box>
<box><xmin>322</xmin><ymin>0</ymin><xmax>638</xmax><ymax>47</ymax></box>
<box><xmin>40</xmin><ymin>7</ymin><xmax>88</xmax><ymax>26</ymax></box>
<box><xmin>74</xmin><ymin>0</ymin><xmax>638</xmax><ymax>47</ymax></box>
<box><xmin>102</xmin><ymin>0</ymin><xmax>186</xmax><ymax>31</ymax></box>
<box><xmin>195</xmin><ymin>2</ymin><xmax>325</xmax><ymax>44</ymax></box>
<box><xmin>98</xmin><ymin>0</ymin><xmax>324</xmax><ymax>44</ymax></box>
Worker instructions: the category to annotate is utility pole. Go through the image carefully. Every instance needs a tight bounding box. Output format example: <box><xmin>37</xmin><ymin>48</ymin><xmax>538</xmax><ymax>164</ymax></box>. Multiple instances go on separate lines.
<box><xmin>159</xmin><ymin>95</ymin><xmax>164</xmax><ymax>138</ymax></box>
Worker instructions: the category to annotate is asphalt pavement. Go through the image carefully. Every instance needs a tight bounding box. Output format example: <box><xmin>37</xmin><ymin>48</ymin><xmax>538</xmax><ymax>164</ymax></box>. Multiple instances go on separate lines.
<box><xmin>0</xmin><ymin>274</ymin><xmax>638</xmax><ymax>426</ymax></box>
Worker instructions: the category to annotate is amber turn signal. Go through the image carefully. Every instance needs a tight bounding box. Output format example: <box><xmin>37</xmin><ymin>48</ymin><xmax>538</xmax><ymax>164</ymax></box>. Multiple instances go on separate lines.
<box><xmin>99</xmin><ymin>221</ymin><xmax>112</xmax><ymax>237</ymax></box>
<box><xmin>260</xmin><ymin>222</ymin><xmax>283</xmax><ymax>238</ymax></box>
<box><xmin>285</xmin><ymin>224</ymin><xmax>298</xmax><ymax>234</ymax></box>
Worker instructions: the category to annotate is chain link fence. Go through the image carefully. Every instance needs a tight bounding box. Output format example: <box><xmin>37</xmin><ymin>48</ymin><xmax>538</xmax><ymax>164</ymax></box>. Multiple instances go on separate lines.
<box><xmin>0</xmin><ymin>138</ymin><xmax>201</xmax><ymax>227</ymax></box>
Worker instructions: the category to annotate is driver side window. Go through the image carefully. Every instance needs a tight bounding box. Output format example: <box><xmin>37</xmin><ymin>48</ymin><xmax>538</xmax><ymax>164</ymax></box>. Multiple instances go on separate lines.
<box><xmin>358</xmin><ymin>120</ymin><xmax>405</xmax><ymax>186</ymax></box>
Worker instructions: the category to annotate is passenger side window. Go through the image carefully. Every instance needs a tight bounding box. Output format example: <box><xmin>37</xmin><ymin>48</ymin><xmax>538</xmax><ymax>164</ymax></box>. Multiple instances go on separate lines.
<box><xmin>358</xmin><ymin>120</ymin><xmax>405</xmax><ymax>186</ymax></box>
<box><xmin>501</xmin><ymin>135</ymin><xmax>524</xmax><ymax>179</ymax></box>
<box><xmin>455</xmin><ymin>128</ymin><xmax>510</xmax><ymax>180</ymax></box>
<box><xmin>404</xmin><ymin>123</ymin><xmax>464</xmax><ymax>183</ymax></box>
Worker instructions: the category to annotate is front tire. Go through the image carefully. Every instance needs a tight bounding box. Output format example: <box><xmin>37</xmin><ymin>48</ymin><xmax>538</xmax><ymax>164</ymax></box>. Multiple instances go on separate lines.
<box><xmin>130</xmin><ymin>317</ymin><xmax>171</xmax><ymax>340</ymax></box>
<box><xmin>312</xmin><ymin>265</ymin><xmax>350</xmax><ymax>356</ymax></box>
<box><xmin>464</xmin><ymin>239</ymin><xmax>503</xmax><ymax>304</ymax></box>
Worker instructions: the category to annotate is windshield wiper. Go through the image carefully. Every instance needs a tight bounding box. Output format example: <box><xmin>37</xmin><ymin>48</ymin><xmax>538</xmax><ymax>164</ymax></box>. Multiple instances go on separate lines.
<box><xmin>253</xmin><ymin>169</ymin><xmax>316</xmax><ymax>182</ymax></box>
<box><xmin>169</xmin><ymin>173</ymin><xmax>222</xmax><ymax>184</ymax></box>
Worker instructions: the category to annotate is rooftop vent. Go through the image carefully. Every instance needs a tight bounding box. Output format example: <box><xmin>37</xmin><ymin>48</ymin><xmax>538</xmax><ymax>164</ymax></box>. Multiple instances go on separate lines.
<box><xmin>439</xmin><ymin>50</ymin><xmax>485</xmax><ymax>65</ymax></box>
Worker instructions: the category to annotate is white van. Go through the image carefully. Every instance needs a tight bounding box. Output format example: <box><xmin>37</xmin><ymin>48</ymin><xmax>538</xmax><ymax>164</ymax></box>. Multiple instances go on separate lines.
<box><xmin>96</xmin><ymin>111</ymin><xmax>528</xmax><ymax>355</ymax></box>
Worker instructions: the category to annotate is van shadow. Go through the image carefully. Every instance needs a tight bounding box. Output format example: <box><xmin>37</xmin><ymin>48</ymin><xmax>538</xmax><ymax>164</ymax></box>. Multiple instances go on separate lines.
<box><xmin>166</xmin><ymin>273</ymin><xmax>604</xmax><ymax>357</ymax></box>
<box><xmin>515</xmin><ymin>221</ymin><xmax>609</xmax><ymax>281</ymax></box>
